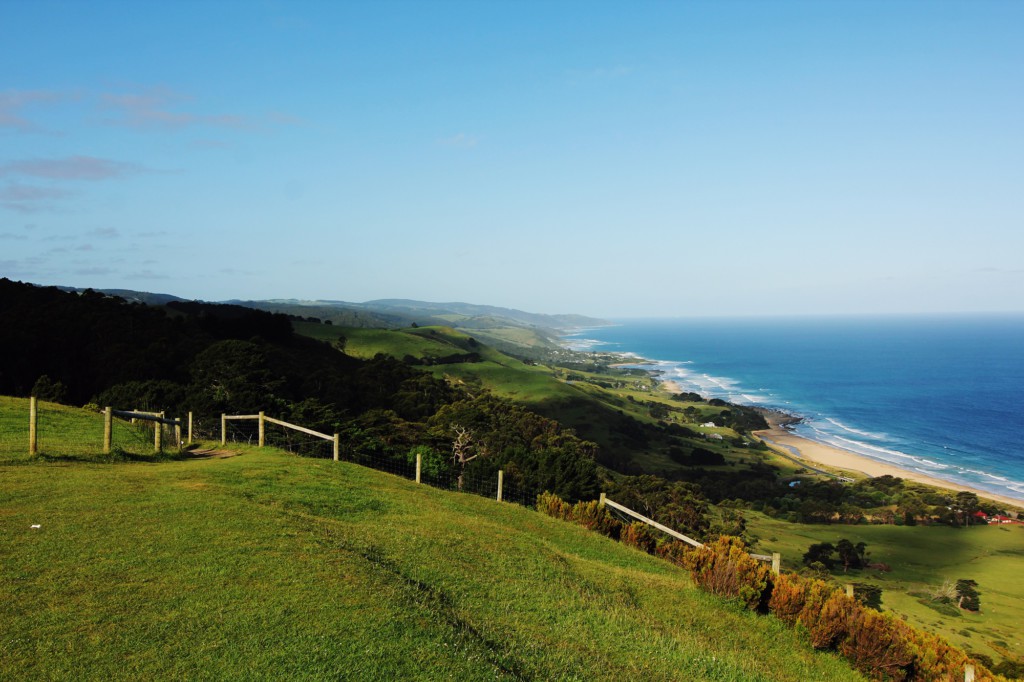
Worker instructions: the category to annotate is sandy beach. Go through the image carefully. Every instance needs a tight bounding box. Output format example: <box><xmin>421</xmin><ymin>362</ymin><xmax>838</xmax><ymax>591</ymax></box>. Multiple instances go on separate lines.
<box><xmin>661</xmin><ymin>379</ymin><xmax>684</xmax><ymax>393</ymax></box>
<box><xmin>654</xmin><ymin>379</ymin><xmax>1024</xmax><ymax>510</ymax></box>
<box><xmin>753</xmin><ymin>420</ymin><xmax>1024</xmax><ymax>510</ymax></box>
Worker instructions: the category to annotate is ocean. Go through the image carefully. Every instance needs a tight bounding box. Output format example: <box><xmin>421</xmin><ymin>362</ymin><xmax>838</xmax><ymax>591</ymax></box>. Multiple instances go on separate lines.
<box><xmin>563</xmin><ymin>315</ymin><xmax>1024</xmax><ymax>503</ymax></box>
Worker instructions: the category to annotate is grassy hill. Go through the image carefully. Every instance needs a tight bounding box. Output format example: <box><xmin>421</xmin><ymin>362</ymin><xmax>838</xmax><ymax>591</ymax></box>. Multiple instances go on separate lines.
<box><xmin>296</xmin><ymin>322</ymin><xmax>797</xmax><ymax>476</ymax></box>
<box><xmin>746</xmin><ymin>512</ymin><xmax>1024</xmax><ymax>664</ymax></box>
<box><xmin>286</xmin><ymin>326</ymin><xmax>1024</xmax><ymax>671</ymax></box>
<box><xmin>1</xmin><ymin>435</ymin><xmax>861</xmax><ymax>680</ymax></box>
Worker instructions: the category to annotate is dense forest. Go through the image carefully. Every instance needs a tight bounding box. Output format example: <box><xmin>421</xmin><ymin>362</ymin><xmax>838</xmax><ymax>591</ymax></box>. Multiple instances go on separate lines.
<box><xmin>0</xmin><ymin>278</ymin><xmax>598</xmax><ymax>501</ymax></box>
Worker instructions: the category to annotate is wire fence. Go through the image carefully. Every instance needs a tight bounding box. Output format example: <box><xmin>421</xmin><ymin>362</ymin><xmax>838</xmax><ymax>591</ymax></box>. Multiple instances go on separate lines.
<box><xmin>343</xmin><ymin>446</ymin><xmax>540</xmax><ymax>508</ymax></box>
<box><xmin>0</xmin><ymin>398</ymin><xmax>181</xmax><ymax>461</ymax></box>
<box><xmin>220</xmin><ymin>413</ymin><xmax>542</xmax><ymax>507</ymax></box>
<box><xmin>1</xmin><ymin>398</ymin><xmax>543</xmax><ymax>508</ymax></box>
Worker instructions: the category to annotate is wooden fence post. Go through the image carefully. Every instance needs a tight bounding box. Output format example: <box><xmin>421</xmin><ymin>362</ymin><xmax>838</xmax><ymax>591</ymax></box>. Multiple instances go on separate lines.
<box><xmin>497</xmin><ymin>470</ymin><xmax>504</xmax><ymax>502</ymax></box>
<box><xmin>845</xmin><ymin>583</ymin><xmax>854</xmax><ymax>598</ymax></box>
<box><xmin>174</xmin><ymin>420</ymin><xmax>182</xmax><ymax>447</ymax></box>
<box><xmin>333</xmin><ymin>434</ymin><xmax>339</xmax><ymax>461</ymax></box>
<box><xmin>28</xmin><ymin>396</ymin><xmax>38</xmax><ymax>455</ymax></box>
<box><xmin>599</xmin><ymin>492</ymin><xmax>606</xmax><ymax>507</ymax></box>
<box><xmin>221</xmin><ymin>414</ymin><xmax>226</xmax><ymax>446</ymax></box>
<box><xmin>187</xmin><ymin>412</ymin><xmax>193</xmax><ymax>444</ymax></box>
<box><xmin>415</xmin><ymin>452</ymin><xmax>422</xmax><ymax>483</ymax></box>
<box><xmin>154</xmin><ymin>417</ymin><xmax>162</xmax><ymax>452</ymax></box>
<box><xmin>103</xmin><ymin>407</ymin><xmax>112</xmax><ymax>454</ymax></box>
<box><xmin>965</xmin><ymin>663</ymin><xmax>975</xmax><ymax>682</ymax></box>
<box><xmin>771</xmin><ymin>552</ymin><xmax>781</xmax><ymax>576</ymax></box>
<box><xmin>258</xmin><ymin>411</ymin><xmax>265</xmax><ymax>447</ymax></box>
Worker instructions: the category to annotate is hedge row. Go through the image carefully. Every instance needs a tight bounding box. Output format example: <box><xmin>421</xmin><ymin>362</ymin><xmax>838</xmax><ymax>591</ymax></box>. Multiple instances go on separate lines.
<box><xmin>537</xmin><ymin>492</ymin><xmax>1003</xmax><ymax>682</ymax></box>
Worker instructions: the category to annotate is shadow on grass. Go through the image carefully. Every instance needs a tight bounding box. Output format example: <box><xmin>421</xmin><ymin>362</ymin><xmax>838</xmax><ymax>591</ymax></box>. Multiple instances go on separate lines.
<box><xmin>30</xmin><ymin>448</ymin><xmax>190</xmax><ymax>464</ymax></box>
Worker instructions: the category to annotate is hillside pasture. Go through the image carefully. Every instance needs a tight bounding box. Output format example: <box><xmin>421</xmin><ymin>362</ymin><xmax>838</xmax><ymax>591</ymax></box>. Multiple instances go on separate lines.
<box><xmin>1</xmin><ymin>445</ymin><xmax>862</xmax><ymax>681</ymax></box>
<box><xmin>746</xmin><ymin>512</ymin><xmax>1024</xmax><ymax>663</ymax></box>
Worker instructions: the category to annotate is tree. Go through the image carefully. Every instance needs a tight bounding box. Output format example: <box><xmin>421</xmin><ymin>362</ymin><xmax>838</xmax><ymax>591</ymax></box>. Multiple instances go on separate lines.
<box><xmin>188</xmin><ymin>339</ymin><xmax>285</xmax><ymax>414</ymax></box>
<box><xmin>896</xmin><ymin>492</ymin><xmax>927</xmax><ymax>526</ymax></box>
<box><xmin>836</xmin><ymin>539</ymin><xmax>859</xmax><ymax>572</ymax></box>
<box><xmin>31</xmin><ymin>374</ymin><xmax>68</xmax><ymax>403</ymax></box>
<box><xmin>954</xmin><ymin>491</ymin><xmax>980</xmax><ymax>527</ymax></box>
<box><xmin>803</xmin><ymin>542</ymin><xmax>836</xmax><ymax>570</ymax></box>
<box><xmin>852</xmin><ymin>583</ymin><xmax>883</xmax><ymax>610</ymax></box>
<box><xmin>450</xmin><ymin>425</ymin><xmax>479</xmax><ymax>491</ymax></box>
<box><xmin>956</xmin><ymin>579</ymin><xmax>980</xmax><ymax>611</ymax></box>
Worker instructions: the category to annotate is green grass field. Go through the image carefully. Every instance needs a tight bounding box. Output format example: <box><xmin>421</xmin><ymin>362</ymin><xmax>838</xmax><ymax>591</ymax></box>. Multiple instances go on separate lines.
<box><xmin>746</xmin><ymin>512</ymin><xmax>1024</xmax><ymax>663</ymax></box>
<box><xmin>1</xmin><ymin>438</ymin><xmax>863</xmax><ymax>680</ymax></box>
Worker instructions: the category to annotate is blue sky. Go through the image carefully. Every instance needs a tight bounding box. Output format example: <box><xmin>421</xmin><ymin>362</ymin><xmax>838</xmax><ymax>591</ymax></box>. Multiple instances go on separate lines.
<box><xmin>2</xmin><ymin>0</ymin><xmax>1022</xmax><ymax>317</ymax></box>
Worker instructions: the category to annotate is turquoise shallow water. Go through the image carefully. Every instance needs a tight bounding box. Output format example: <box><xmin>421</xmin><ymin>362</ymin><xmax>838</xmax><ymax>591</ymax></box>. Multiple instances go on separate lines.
<box><xmin>564</xmin><ymin>315</ymin><xmax>1024</xmax><ymax>503</ymax></box>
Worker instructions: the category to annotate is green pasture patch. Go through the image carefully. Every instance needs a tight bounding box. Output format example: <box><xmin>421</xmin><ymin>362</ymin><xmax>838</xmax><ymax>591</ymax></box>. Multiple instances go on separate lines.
<box><xmin>1</xmin><ymin>448</ymin><xmax>861</xmax><ymax>681</ymax></box>
<box><xmin>745</xmin><ymin>512</ymin><xmax>1024</xmax><ymax>662</ymax></box>
<box><xmin>330</xmin><ymin>326</ymin><xmax>459</xmax><ymax>360</ymax></box>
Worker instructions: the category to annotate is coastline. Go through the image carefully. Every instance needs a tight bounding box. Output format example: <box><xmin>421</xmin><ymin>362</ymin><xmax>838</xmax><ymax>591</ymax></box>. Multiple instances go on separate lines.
<box><xmin>754</xmin><ymin>417</ymin><xmax>1024</xmax><ymax>510</ymax></box>
<box><xmin>660</xmin><ymin>379</ymin><xmax>1023</xmax><ymax>510</ymax></box>
<box><xmin>571</xmin><ymin>338</ymin><xmax>1024</xmax><ymax>510</ymax></box>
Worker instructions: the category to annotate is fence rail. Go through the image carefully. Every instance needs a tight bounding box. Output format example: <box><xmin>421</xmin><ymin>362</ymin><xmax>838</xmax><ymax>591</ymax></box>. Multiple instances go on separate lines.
<box><xmin>1</xmin><ymin>397</ymin><xmax>190</xmax><ymax>458</ymax></box>
<box><xmin>222</xmin><ymin>412</ymin><xmax>339</xmax><ymax>459</ymax></box>
<box><xmin>600</xmin><ymin>494</ymin><xmax>781</xmax><ymax>573</ymax></box>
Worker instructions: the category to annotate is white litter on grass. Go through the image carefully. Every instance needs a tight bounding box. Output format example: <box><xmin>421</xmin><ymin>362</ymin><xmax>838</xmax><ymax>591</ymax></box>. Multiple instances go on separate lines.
<box><xmin>30</xmin><ymin>524</ymin><xmax>41</xmax><ymax>529</ymax></box>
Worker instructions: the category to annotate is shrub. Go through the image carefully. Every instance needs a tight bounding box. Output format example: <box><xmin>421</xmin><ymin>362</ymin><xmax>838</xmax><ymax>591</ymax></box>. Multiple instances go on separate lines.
<box><xmin>620</xmin><ymin>522</ymin><xmax>658</xmax><ymax>555</ymax></box>
<box><xmin>993</xmin><ymin>659</ymin><xmax>1024</xmax><ymax>679</ymax></box>
<box><xmin>568</xmin><ymin>500</ymin><xmax>622</xmax><ymax>540</ymax></box>
<box><xmin>683</xmin><ymin>536</ymin><xmax>772</xmax><ymax>611</ymax></box>
<box><xmin>537</xmin><ymin>491</ymin><xmax>572</xmax><ymax>520</ymax></box>
<box><xmin>794</xmin><ymin>579</ymin><xmax>837</xmax><ymax>642</ymax></box>
<box><xmin>808</xmin><ymin>589</ymin><xmax>855</xmax><ymax>649</ymax></box>
<box><xmin>902</xmin><ymin>626</ymin><xmax>986</xmax><ymax>682</ymax></box>
<box><xmin>655</xmin><ymin>540</ymin><xmax>692</xmax><ymax>568</ymax></box>
<box><xmin>767</xmin><ymin>572</ymin><xmax>807</xmax><ymax>625</ymax></box>
<box><xmin>838</xmin><ymin>609</ymin><xmax>914</xmax><ymax>681</ymax></box>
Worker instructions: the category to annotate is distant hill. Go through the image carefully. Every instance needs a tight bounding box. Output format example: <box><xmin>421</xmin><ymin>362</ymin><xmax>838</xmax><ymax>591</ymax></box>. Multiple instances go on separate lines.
<box><xmin>49</xmin><ymin>285</ymin><xmax>610</xmax><ymax>352</ymax></box>
<box><xmin>361</xmin><ymin>298</ymin><xmax>609</xmax><ymax>330</ymax></box>
<box><xmin>57</xmin><ymin>286</ymin><xmax>186</xmax><ymax>306</ymax></box>
<box><xmin>230</xmin><ymin>297</ymin><xmax>609</xmax><ymax>329</ymax></box>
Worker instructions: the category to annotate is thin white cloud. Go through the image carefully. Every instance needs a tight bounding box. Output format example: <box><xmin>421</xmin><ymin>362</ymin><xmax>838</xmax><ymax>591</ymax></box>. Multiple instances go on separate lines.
<box><xmin>0</xmin><ymin>89</ymin><xmax>69</xmax><ymax>134</ymax></box>
<box><xmin>99</xmin><ymin>87</ymin><xmax>265</xmax><ymax>132</ymax></box>
<box><xmin>0</xmin><ymin>183</ymin><xmax>73</xmax><ymax>213</ymax></box>
<box><xmin>0</xmin><ymin>183</ymin><xmax>73</xmax><ymax>200</ymax></box>
<box><xmin>0</xmin><ymin>156</ymin><xmax>148</xmax><ymax>181</ymax></box>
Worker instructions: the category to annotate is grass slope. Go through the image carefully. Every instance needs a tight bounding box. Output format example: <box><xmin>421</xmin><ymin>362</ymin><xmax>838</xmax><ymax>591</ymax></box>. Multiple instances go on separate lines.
<box><xmin>747</xmin><ymin>512</ymin><xmax>1024</xmax><ymax>663</ymax></box>
<box><xmin>294</xmin><ymin>324</ymin><xmax>787</xmax><ymax>477</ymax></box>
<box><xmin>2</xmin><ymin>444</ymin><xmax>860</xmax><ymax>681</ymax></box>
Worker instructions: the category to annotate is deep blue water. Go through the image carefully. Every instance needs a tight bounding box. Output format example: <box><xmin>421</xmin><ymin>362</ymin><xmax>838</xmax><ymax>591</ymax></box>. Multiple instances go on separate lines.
<box><xmin>563</xmin><ymin>315</ymin><xmax>1024</xmax><ymax>502</ymax></box>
